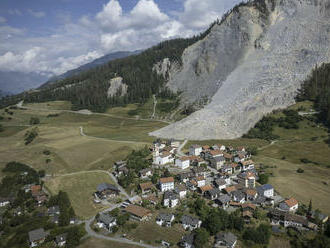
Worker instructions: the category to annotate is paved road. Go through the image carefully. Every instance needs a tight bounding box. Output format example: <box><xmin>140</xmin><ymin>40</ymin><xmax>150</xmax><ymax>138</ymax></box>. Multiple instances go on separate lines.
<box><xmin>298</xmin><ymin>111</ymin><xmax>319</xmax><ymax>116</ymax></box>
<box><xmin>176</xmin><ymin>139</ymin><xmax>188</xmax><ymax>157</ymax></box>
<box><xmin>79</xmin><ymin>126</ymin><xmax>148</xmax><ymax>145</ymax></box>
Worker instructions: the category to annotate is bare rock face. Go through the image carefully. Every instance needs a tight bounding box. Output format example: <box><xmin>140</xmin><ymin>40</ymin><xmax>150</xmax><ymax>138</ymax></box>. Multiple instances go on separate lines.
<box><xmin>151</xmin><ymin>0</ymin><xmax>330</xmax><ymax>140</ymax></box>
<box><xmin>107</xmin><ymin>77</ymin><xmax>128</xmax><ymax>98</ymax></box>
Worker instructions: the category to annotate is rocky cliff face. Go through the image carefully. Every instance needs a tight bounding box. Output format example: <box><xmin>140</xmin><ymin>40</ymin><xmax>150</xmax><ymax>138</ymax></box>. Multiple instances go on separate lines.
<box><xmin>151</xmin><ymin>0</ymin><xmax>330</xmax><ymax>140</ymax></box>
<box><xmin>107</xmin><ymin>77</ymin><xmax>127</xmax><ymax>98</ymax></box>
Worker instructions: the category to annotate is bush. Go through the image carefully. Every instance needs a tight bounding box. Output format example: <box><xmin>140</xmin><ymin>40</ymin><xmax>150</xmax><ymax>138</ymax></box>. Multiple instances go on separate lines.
<box><xmin>297</xmin><ymin>168</ymin><xmax>304</xmax><ymax>173</ymax></box>
<box><xmin>43</xmin><ymin>150</ymin><xmax>51</xmax><ymax>155</ymax></box>
<box><xmin>127</xmin><ymin>109</ymin><xmax>138</xmax><ymax>116</ymax></box>
<box><xmin>300</xmin><ymin>158</ymin><xmax>312</xmax><ymax>164</ymax></box>
<box><xmin>24</xmin><ymin>128</ymin><xmax>38</xmax><ymax>145</ymax></box>
<box><xmin>29</xmin><ymin>117</ymin><xmax>40</xmax><ymax>125</ymax></box>
<box><xmin>258</xmin><ymin>174</ymin><xmax>269</xmax><ymax>184</ymax></box>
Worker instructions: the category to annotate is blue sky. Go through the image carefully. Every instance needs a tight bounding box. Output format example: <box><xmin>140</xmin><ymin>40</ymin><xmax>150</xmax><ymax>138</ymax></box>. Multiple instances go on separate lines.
<box><xmin>0</xmin><ymin>0</ymin><xmax>241</xmax><ymax>76</ymax></box>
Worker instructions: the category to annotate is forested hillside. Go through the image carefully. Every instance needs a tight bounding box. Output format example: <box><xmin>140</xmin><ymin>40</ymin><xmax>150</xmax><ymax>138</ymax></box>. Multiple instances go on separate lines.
<box><xmin>0</xmin><ymin>22</ymin><xmax>216</xmax><ymax>112</ymax></box>
<box><xmin>296</xmin><ymin>63</ymin><xmax>330</xmax><ymax>127</ymax></box>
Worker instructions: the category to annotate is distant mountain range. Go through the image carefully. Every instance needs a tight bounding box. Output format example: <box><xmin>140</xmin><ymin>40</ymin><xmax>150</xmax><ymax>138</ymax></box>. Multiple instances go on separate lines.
<box><xmin>41</xmin><ymin>50</ymin><xmax>141</xmax><ymax>88</ymax></box>
<box><xmin>0</xmin><ymin>50</ymin><xmax>141</xmax><ymax>96</ymax></box>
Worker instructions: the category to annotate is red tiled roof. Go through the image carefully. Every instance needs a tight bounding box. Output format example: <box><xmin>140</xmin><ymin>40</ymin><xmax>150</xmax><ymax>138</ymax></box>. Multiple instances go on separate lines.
<box><xmin>285</xmin><ymin>197</ymin><xmax>298</xmax><ymax>207</ymax></box>
<box><xmin>125</xmin><ymin>205</ymin><xmax>152</xmax><ymax>218</ymax></box>
<box><xmin>199</xmin><ymin>185</ymin><xmax>213</xmax><ymax>192</ymax></box>
<box><xmin>159</xmin><ymin>177</ymin><xmax>174</xmax><ymax>184</ymax></box>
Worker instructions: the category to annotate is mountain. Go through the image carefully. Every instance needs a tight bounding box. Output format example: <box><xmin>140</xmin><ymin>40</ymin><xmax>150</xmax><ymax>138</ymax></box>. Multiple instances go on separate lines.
<box><xmin>151</xmin><ymin>0</ymin><xmax>330</xmax><ymax>140</ymax></box>
<box><xmin>42</xmin><ymin>50</ymin><xmax>141</xmax><ymax>88</ymax></box>
<box><xmin>0</xmin><ymin>71</ymin><xmax>50</xmax><ymax>95</ymax></box>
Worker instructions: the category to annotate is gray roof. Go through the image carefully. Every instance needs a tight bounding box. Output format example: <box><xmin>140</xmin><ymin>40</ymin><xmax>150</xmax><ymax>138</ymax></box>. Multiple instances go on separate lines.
<box><xmin>164</xmin><ymin>191</ymin><xmax>178</xmax><ymax>200</ymax></box>
<box><xmin>207</xmin><ymin>188</ymin><xmax>221</xmax><ymax>197</ymax></box>
<box><xmin>55</xmin><ymin>233</ymin><xmax>67</xmax><ymax>243</ymax></box>
<box><xmin>215</xmin><ymin>178</ymin><xmax>226</xmax><ymax>186</ymax></box>
<box><xmin>213</xmin><ymin>156</ymin><xmax>225</xmax><ymax>162</ymax></box>
<box><xmin>98</xmin><ymin>213</ymin><xmax>116</xmax><ymax>225</ymax></box>
<box><xmin>97</xmin><ymin>183</ymin><xmax>119</xmax><ymax>192</ymax></box>
<box><xmin>215</xmin><ymin>232</ymin><xmax>237</xmax><ymax>246</ymax></box>
<box><xmin>181</xmin><ymin>215</ymin><xmax>200</xmax><ymax>226</ymax></box>
<box><xmin>179</xmin><ymin>172</ymin><xmax>194</xmax><ymax>180</ymax></box>
<box><xmin>253</xmin><ymin>195</ymin><xmax>266</xmax><ymax>204</ymax></box>
<box><xmin>175</xmin><ymin>184</ymin><xmax>187</xmax><ymax>193</ymax></box>
<box><xmin>157</xmin><ymin>213</ymin><xmax>174</xmax><ymax>222</ymax></box>
<box><xmin>181</xmin><ymin>233</ymin><xmax>195</xmax><ymax>246</ymax></box>
<box><xmin>260</xmin><ymin>184</ymin><xmax>273</xmax><ymax>191</ymax></box>
<box><xmin>47</xmin><ymin>205</ymin><xmax>60</xmax><ymax>215</ymax></box>
<box><xmin>232</xmin><ymin>190</ymin><xmax>245</xmax><ymax>201</ymax></box>
<box><xmin>28</xmin><ymin>228</ymin><xmax>47</xmax><ymax>242</ymax></box>
<box><xmin>217</xmin><ymin>194</ymin><xmax>231</xmax><ymax>204</ymax></box>
<box><xmin>190</xmin><ymin>144</ymin><xmax>201</xmax><ymax>149</ymax></box>
<box><xmin>311</xmin><ymin>211</ymin><xmax>328</xmax><ymax>221</ymax></box>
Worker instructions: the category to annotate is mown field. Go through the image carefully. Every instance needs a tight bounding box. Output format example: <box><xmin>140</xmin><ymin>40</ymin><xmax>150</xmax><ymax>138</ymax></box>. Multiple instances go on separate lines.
<box><xmin>44</xmin><ymin>171</ymin><xmax>117</xmax><ymax>219</ymax></box>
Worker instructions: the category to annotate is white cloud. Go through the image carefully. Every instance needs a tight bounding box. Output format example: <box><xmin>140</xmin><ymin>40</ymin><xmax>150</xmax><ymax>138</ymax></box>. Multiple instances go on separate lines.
<box><xmin>8</xmin><ymin>9</ymin><xmax>22</xmax><ymax>16</ymax></box>
<box><xmin>179</xmin><ymin>0</ymin><xmax>242</xmax><ymax>29</ymax></box>
<box><xmin>0</xmin><ymin>0</ymin><xmax>242</xmax><ymax>77</ymax></box>
<box><xmin>27</xmin><ymin>9</ymin><xmax>46</xmax><ymax>18</ymax></box>
<box><xmin>0</xmin><ymin>16</ymin><xmax>6</xmax><ymax>24</ymax></box>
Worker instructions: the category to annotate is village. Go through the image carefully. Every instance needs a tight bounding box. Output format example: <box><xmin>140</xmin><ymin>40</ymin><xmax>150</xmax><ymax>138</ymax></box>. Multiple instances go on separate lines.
<box><xmin>89</xmin><ymin>140</ymin><xmax>329</xmax><ymax>247</ymax></box>
<box><xmin>1</xmin><ymin>139</ymin><xmax>329</xmax><ymax>248</ymax></box>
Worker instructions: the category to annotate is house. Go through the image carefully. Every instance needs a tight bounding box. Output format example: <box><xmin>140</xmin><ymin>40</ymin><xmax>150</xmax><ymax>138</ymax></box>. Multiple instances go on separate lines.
<box><xmin>169</xmin><ymin>140</ymin><xmax>180</xmax><ymax>148</ymax></box>
<box><xmin>237</xmin><ymin>172</ymin><xmax>256</xmax><ymax>188</ymax></box>
<box><xmin>243</xmin><ymin>210</ymin><xmax>253</xmax><ymax>223</ymax></box>
<box><xmin>179</xmin><ymin>172</ymin><xmax>194</xmax><ymax>183</ymax></box>
<box><xmin>55</xmin><ymin>233</ymin><xmax>67</xmax><ymax>247</ymax></box>
<box><xmin>189</xmin><ymin>156</ymin><xmax>207</xmax><ymax>167</ymax></box>
<box><xmin>114</xmin><ymin>161</ymin><xmax>128</xmax><ymax>176</ymax></box>
<box><xmin>159</xmin><ymin>177</ymin><xmax>175</xmax><ymax>192</ymax></box>
<box><xmin>96</xmin><ymin>183</ymin><xmax>120</xmax><ymax>199</ymax></box>
<box><xmin>35</xmin><ymin>194</ymin><xmax>47</xmax><ymax>206</ymax></box>
<box><xmin>186</xmin><ymin>180</ymin><xmax>197</xmax><ymax>191</ymax></box>
<box><xmin>144</xmin><ymin>195</ymin><xmax>159</xmax><ymax>205</ymax></box>
<box><xmin>221</xmin><ymin>164</ymin><xmax>234</xmax><ymax>175</ymax></box>
<box><xmin>47</xmin><ymin>206</ymin><xmax>60</xmax><ymax>216</ymax></box>
<box><xmin>162</xmin><ymin>146</ymin><xmax>176</xmax><ymax>154</ymax></box>
<box><xmin>124</xmin><ymin>205</ymin><xmax>152</xmax><ymax>221</ymax></box>
<box><xmin>214</xmin><ymin>178</ymin><xmax>227</xmax><ymax>190</ymax></box>
<box><xmin>156</xmin><ymin>213</ymin><xmax>175</xmax><ymax>227</ymax></box>
<box><xmin>205</xmin><ymin>150</ymin><xmax>223</xmax><ymax>160</ymax></box>
<box><xmin>257</xmin><ymin>184</ymin><xmax>274</xmax><ymax>198</ymax></box>
<box><xmin>232</xmin><ymin>191</ymin><xmax>246</xmax><ymax>203</ymax></box>
<box><xmin>310</xmin><ymin>211</ymin><xmax>329</xmax><ymax>224</ymax></box>
<box><xmin>96</xmin><ymin>213</ymin><xmax>117</xmax><ymax>231</ymax></box>
<box><xmin>205</xmin><ymin>188</ymin><xmax>221</xmax><ymax>200</ymax></box>
<box><xmin>192</xmin><ymin>167</ymin><xmax>210</xmax><ymax>178</ymax></box>
<box><xmin>253</xmin><ymin>195</ymin><xmax>267</xmax><ymax>206</ymax></box>
<box><xmin>224</xmin><ymin>186</ymin><xmax>237</xmax><ymax>195</ymax></box>
<box><xmin>196</xmin><ymin>176</ymin><xmax>206</xmax><ymax>187</ymax></box>
<box><xmin>279</xmin><ymin>198</ymin><xmax>299</xmax><ymax>212</ymax></box>
<box><xmin>214</xmin><ymin>232</ymin><xmax>238</xmax><ymax>248</ymax></box>
<box><xmin>199</xmin><ymin>184</ymin><xmax>213</xmax><ymax>195</ymax></box>
<box><xmin>139</xmin><ymin>168</ymin><xmax>152</xmax><ymax>179</ymax></box>
<box><xmin>28</xmin><ymin>228</ymin><xmax>47</xmax><ymax>247</ymax></box>
<box><xmin>50</xmin><ymin>215</ymin><xmax>59</xmax><ymax>224</ymax></box>
<box><xmin>202</xmin><ymin>145</ymin><xmax>210</xmax><ymax>151</ymax></box>
<box><xmin>210</xmin><ymin>156</ymin><xmax>225</xmax><ymax>170</ymax></box>
<box><xmin>244</xmin><ymin>189</ymin><xmax>258</xmax><ymax>201</ymax></box>
<box><xmin>214</xmin><ymin>144</ymin><xmax>226</xmax><ymax>151</ymax></box>
<box><xmin>163</xmin><ymin>191</ymin><xmax>179</xmax><ymax>208</ymax></box>
<box><xmin>181</xmin><ymin>215</ymin><xmax>202</xmax><ymax>231</ymax></box>
<box><xmin>223</xmin><ymin>152</ymin><xmax>233</xmax><ymax>162</ymax></box>
<box><xmin>284</xmin><ymin>214</ymin><xmax>308</xmax><ymax>228</ymax></box>
<box><xmin>240</xmin><ymin>160</ymin><xmax>255</xmax><ymax>171</ymax></box>
<box><xmin>179</xmin><ymin>233</ymin><xmax>195</xmax><ymax>248</ymax></box>
<box><xmin>175</xmin><ymin>157</ymin><xmax>190</xmax><ymax>170</ymax></box>
<box><xmin>241</xmin><ymin>203</ymin><xmax>257</xmax><ymax>212</ymax></box>
<box><xmin>31</xmin><ymin>185</ymin><xmax>42</xmax><ymax>197</ymax></box>
<box><xmin>189</xmin><ymin>145</ymin><xmax>202</xmax><ymax>156</ymax></box>
<box><xmin>231</xmin><ymin>163</ymin><xmax>241</xmax><ymax>173</ymax></box>
<box><xmin>175</xmin><ymin>184</ymin><xmax>187</xmax><ymax>198</ymax></box>
<box><xmin>216</xmin><ymin>194</ymin><xmax>231</xmax><ymax>209</ymax></box>
<box><xmin>0</xmin><ymin>197</ymin><xmax>10</xmax><ymax>207</ymax></box>
<box><xmin>139</xmin><ymin>182</ymin><xmax>154</xmax><ymax>194</ymax></box>
<box><xmin>155</xmin><ymin>152</ymin><xmax>173</xmax><ymax>165</ymax></box>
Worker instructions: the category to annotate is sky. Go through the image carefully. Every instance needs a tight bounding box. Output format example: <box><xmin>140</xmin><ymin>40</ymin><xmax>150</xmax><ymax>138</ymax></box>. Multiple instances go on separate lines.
<box><xmin>0</xmin><ymin>0</ymin><xmax>242</xmax><ymax>77</ymax></box>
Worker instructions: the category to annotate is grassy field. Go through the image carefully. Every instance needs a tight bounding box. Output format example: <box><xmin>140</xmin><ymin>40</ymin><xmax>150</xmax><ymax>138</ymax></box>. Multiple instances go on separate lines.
<box><xmin>45</xmin><ymin>171</ymin><xmax>117</xmax><ymax>219</ymax></box>
<box><xmin>126</xmin><ymin>219</ymin><xmax>185</xmax><ymax>246</ymax></box>
<box><xmin>25</xmin><ymin>100</ymin><xmax>72</xmax><ymax>110</ymax></box>
<box><xmin>78</xmin><ymin>237</ymin><xmax>140</xmax><ymax>248</ymax></box>
<box><xmin>255</xmin><ymin>156</ymin><xmax>330</xmax><ymax>215</ymax></box>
